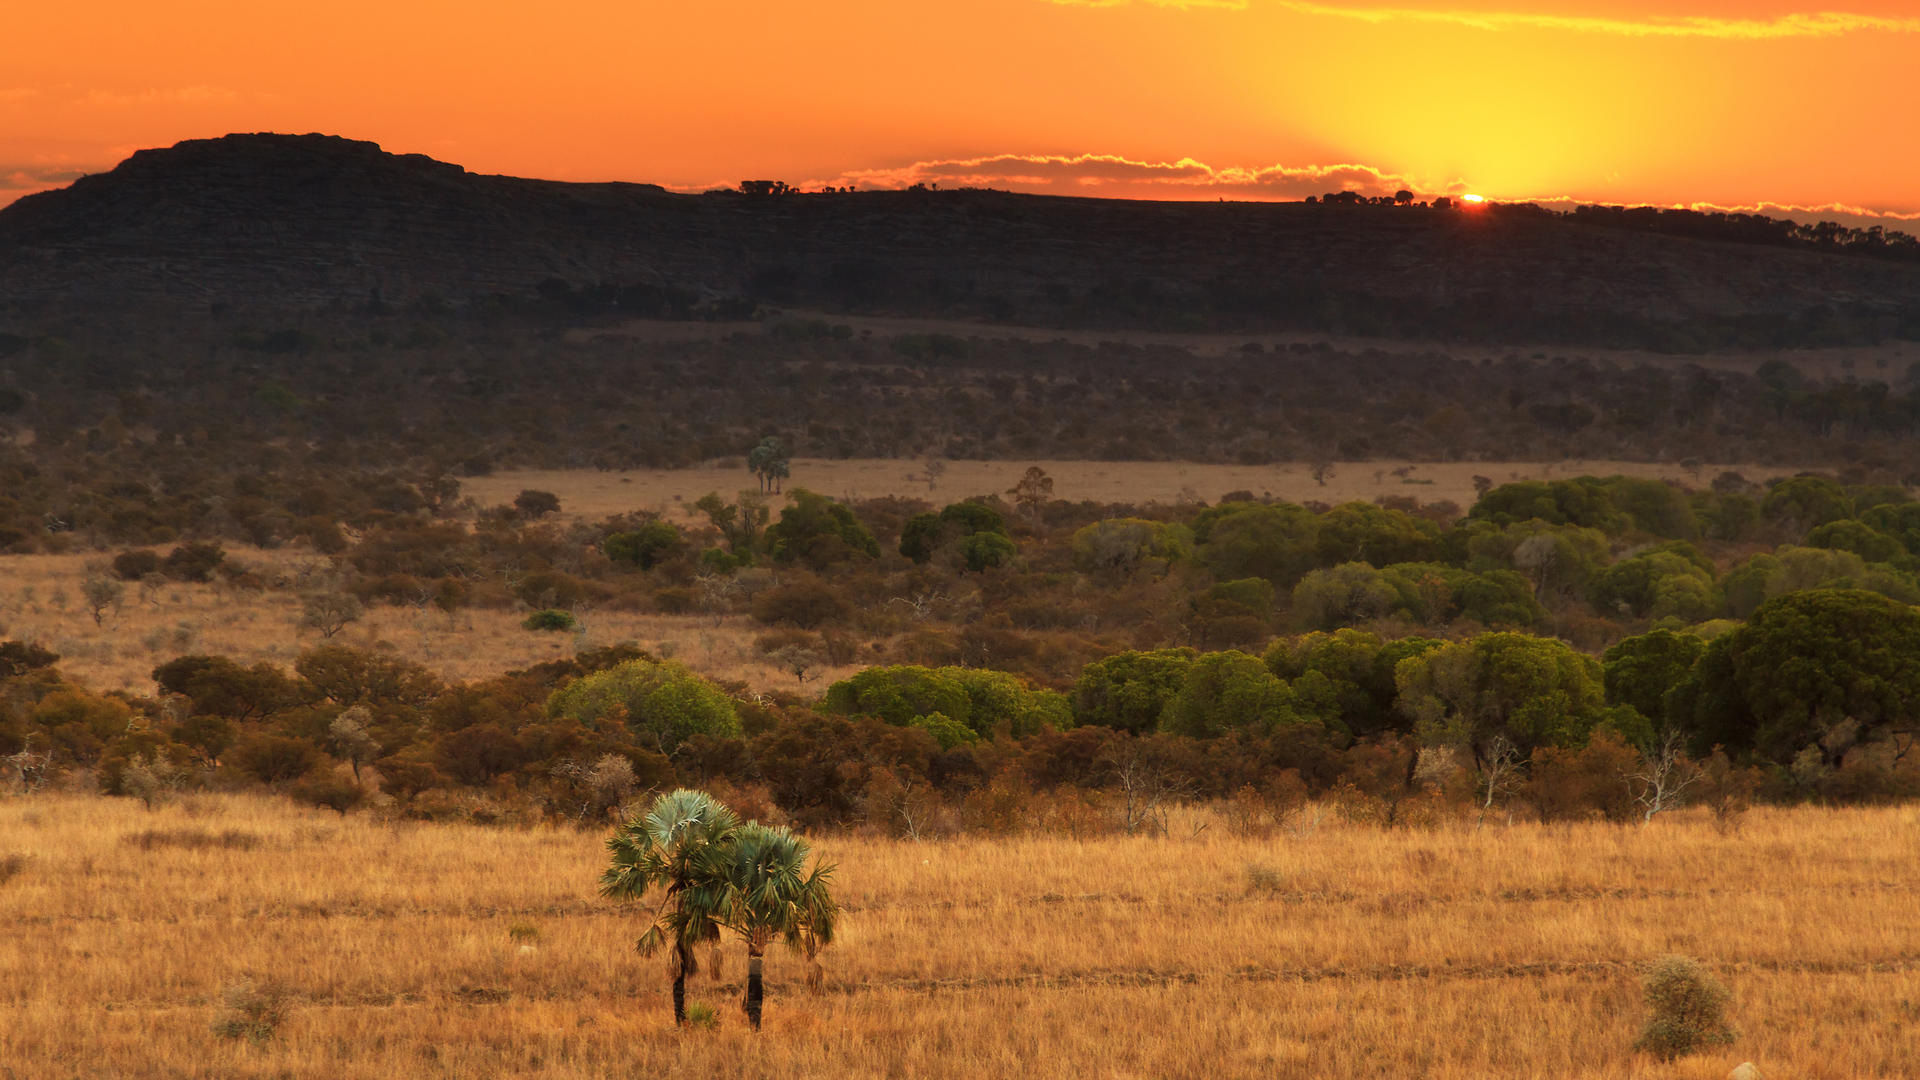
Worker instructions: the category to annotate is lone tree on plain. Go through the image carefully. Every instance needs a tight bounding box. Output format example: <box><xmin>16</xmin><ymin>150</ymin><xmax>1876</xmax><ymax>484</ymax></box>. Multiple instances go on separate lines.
<box><xmin>1007</xmin><ymin>466</ymin><xmax>1054</xmax><ymax>524</ymax></box>
<box><xmin>715</xmin><ymin>823</ymin><xmax>839</xmax><ymax>1030</ymax></box>
<box><xmin>748</xmin><ymin>437</ymin><xmax>791</xmax><ymax>494</ymax></box>
<box><xmin>599</xmin><ymin>789</ymin><xmax>741</xmax><ymax>1026</ymax></box>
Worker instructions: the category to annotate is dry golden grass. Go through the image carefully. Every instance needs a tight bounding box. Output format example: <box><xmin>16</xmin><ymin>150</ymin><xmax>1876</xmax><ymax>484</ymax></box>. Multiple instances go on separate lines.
<box><xmin>464</xmin><ymin>458</ymin><xmax>1805</xmax><ymax>526</ymax></box>
<box><xmin>0</xmin><ymin>551</ymin><xmax>858</xmax><ymax>697</ymax></box>
<box><xmin>2</xmin><ymin>794</ymin><xmax>1915</xmax><ymax>1078</ymax></box>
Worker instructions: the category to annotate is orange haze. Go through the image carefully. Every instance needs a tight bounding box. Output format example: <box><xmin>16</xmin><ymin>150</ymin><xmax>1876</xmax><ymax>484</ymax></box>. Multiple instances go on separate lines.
<box><xmin>2</xmin><ymin>0</ymin><xmax>1916</xmax><ymax>221</ymax></box>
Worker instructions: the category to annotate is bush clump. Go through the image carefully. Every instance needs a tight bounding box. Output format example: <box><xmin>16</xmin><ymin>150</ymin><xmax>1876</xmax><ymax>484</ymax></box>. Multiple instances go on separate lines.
<box><xmin>1633</xmin><ymin>954</ymin><xmax>1736</xmax><ymax>1059</ymax></box>
<box><xmin>211</xmin><ymin>978</ymin><xmax>289</xmax><ymax>1045</ymax></box>
<box><xmin>522</xmin><ymin>609</ymin><xmax>579</xmax><ymax>632</ymax></box>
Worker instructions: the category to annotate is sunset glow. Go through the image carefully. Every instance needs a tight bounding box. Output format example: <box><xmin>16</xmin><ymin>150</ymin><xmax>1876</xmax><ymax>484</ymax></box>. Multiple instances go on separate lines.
<box><xmin>2</xmin><ymin>0</ymin><xmax>1916</xmax><ymax>221</ymax></box>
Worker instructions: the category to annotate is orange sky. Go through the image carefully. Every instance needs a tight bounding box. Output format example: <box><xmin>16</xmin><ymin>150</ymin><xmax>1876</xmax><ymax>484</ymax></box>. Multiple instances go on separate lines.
<box><xmin>3</xmin><ymin>0</ymin><xmax>1917</xmax><ymax>219</ymax></box>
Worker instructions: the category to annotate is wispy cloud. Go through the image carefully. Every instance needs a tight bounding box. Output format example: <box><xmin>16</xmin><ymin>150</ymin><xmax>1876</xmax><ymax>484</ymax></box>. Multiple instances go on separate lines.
<box><xmin>1049</xmin><ymin>0</ymin><xmax>1920</xmax><ymax>38</ymax></box>
<box><xmin>0</xmin><ymin>164</ymin><xmax>94</xmax><ymax>200</ymax></box>
<box><xmin>809</xmin><ymin>152</ymin><xmax>1445</xmax><ymax>199</ymax></box>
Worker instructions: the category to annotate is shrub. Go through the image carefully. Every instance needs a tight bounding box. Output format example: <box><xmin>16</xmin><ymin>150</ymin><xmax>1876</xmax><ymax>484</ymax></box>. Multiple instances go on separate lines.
<box><xmin>686</xmin><ymin>1002</ymin><xmax>720</xmax><ymax>1030</ymax></box>
<box><xmin>751</xmin><ymin>579</ymin><xmax>851</xmax><ymax>628</ymax></box>
<box><xmin>1633</xmin><ymin>955</ymin><xmax>1736</xmax><ymax>1059</ymax></box>
<box><xmin>228</xmin><ymin>734</ymin><xmax>323</xmax><ymax>784</ymax></box>
<box><xmin>604</xmin><ymin>521</ymin><xmax>684</xmax><ymax>569</ymax></box>
<box><xmin>513</xmin><ymin>489</ymin><xmax>562</xmax><ymax>518</ymax></box>
<box><xmin>290</xmin><ymin>771</ymin><xmax>367</xmax><ymax>815</ymax></box>
<box><xmin>522</xmin><ymin>609</ymin><xmax>579</xmax><ymax>632</ymax></box>
<box><xmin>211</xmin><ymin>978</ymin><xmax>289</xmax><ymax>1045</ymax></box>
<box><xmin>111</xmin><ymin>549</ymin><xmax>163</xmax><ymax>581</ymax></box>
<box><xmin>163</xmin><ymin>542</ymin><xmax>226</xmax><ymax>582</ymax></box>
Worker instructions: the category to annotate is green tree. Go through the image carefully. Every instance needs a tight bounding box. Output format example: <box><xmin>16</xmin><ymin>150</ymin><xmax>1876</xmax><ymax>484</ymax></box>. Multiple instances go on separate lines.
<box><xmin>1313</xmin><ymin>502</ymin><xmax>1443</xmax><ymax>566</ymax></box>
<box><xmin>1588</xmin><ymin>551</ymin><xmax>1716</xmax><ymax>622</ymax></box>
<box><xmin>900</xmin><ymin>502</ymin><xmax>1010</xmax><ymax>564</ymax></box>
<box><xmin>599</xmin><ymin>790</ymin><xmax>741</xmax><ymax>1026</ymax></box>
<box><xmin>605</xmin><ymin>521</ymin><xmax>685</xmax><ymax>570</ymax></box>
<box><xmin>747</xmin><ymin>437</ymin><xmax>791</xmax><ymax>494</ymax></box>
<box><xmin>1071</xmin><ymin>649</ymin><xmax>1196</xmax><ymax>734</ymax></box>
<box><xmin>1670</xmin><ymin>589</ymin><xmax>1920</xmax><ymax>765</ymax></box>
<box><xmin>694</xmin><ymin>492</ymin><xmax>769</xmax><ymax>558</ymax></box>
<box><xmin>548</xmin><ymin>659</ymin><xmax>741</xmax><ymax>753</ymax></box>
<box><xmin>766</xmin><ymin>489</ymin><xmax>879</xmax><ymax>567</ymax></box>
<box><xmin>1291</xmin><ymin>563</ymin><xmax>1396</xmax><ymax>630</ymax></box>
<box><xmin>1600</xmin><ymin>629</ymin><xmax>1705</xmax><ymax>735</ymax></box>
<box><xmin>1805</xmin><ymin>519</ymin><xmax>1904</xmax><ymax>564</ymax></box>
<box><xmin>1395</xmin><ymin>632</ymin><xmax>1607</xmax><ymax>764</ymax></box>
<box><xmin>1196</xmin><ymin>502</ymin><xmax>1321</xmax><ymax>587</ymax></box>
<box><xmin>1070</xmin><ymin>518</ymin><xmax>1192</xmax><ymax>575</ymax></box>
<box><xmin>1761</xmin><ymin>475</ymin><xmax>1850</xmax><ymax>535</ymax></box>
<box><xmin>712</xmin><ymin>823</ymin><xmax>839</xmax><ymax>1030</ymax></box>
<box><xmin>1267</xmin><ymin>629</ymin><xmax>1440</xmax><ymax>739</ymax></box>
<box><xmin>1164</xmin><ymin>651</ymin><xmax>1303</xmax><ymax>738</ymax></box>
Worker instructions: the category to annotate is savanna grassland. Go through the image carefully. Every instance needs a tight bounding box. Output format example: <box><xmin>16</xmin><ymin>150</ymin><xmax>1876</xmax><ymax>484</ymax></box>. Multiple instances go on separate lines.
<box><xmin>460</xmin><ymin>459</ymin><xmax>1804</xmax><ymax>529</ymax></box>
<box><xmin>2</xmin><ymin>794</ymin><xmax>1916</xmax><ymax>1079</ymax></box>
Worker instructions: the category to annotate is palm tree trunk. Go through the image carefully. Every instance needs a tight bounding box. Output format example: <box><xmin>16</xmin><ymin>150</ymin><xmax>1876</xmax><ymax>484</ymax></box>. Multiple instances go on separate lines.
<box><xmin>745</xmin><ymin>949</ymin><xmax>765</xmax><ymax>1030</ymax></box>
<box><xmin>672</xmin><ymin>943</ymin><xmax>690</xmax><ymax>1026</ymax></box>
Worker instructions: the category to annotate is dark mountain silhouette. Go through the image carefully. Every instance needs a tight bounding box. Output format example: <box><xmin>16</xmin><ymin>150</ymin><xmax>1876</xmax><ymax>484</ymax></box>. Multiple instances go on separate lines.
<box><xmin>2</xmin><ymin>133</ymin><xmax>1918</xmax><ymax>348</ymax></box>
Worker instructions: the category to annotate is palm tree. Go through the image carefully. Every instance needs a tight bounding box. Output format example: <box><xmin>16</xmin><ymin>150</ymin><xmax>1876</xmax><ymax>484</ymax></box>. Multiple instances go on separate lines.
<box><xmin>714</xmin><ymin>822</ymin><xmax>839</xmax><ymax>1030</ymax></box>
<box><xmin>598</xmin><ymin>789</ymin><xmax>739</xmax><ymax>1026</ymax></box>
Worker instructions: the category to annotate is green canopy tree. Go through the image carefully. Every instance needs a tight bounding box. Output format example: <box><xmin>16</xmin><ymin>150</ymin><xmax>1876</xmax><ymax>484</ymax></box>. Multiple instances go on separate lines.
<box><xmin>766</xmin><ymin>489</ymin><xmax>879</xmax><ymax>568</ymax></box>
<box><xmin>1600</xmin><ymin>629</ymin><xmax>1706</xmax><ymax>737</ymax></box>
<box><xmin>712</xmin><ymin>823</ymin><xmax>839</xmax><ymax>1030</ymax></box>
<box><xmin>1071</xmin><ymin>649</ymin><xmax>1196</xmax><ymax>733</ymax></box>
<box><xmin>1395</xmin><ymin>631</ymin><xmax>1609</xmax><ymax>764</ymax></box>
<box><xmin>1194</xmin><ymin>502</ymin><xmax>1321</xmax><ymax>588</ymax></box>
<box><xmin>1669</xmin><ymin>589</ymin><xmax>1920</xmax><ymax>765</ymax></box>
<box><xmin>1313</xmin><ymin>502</ymin><xmax>1444</xmax><ymax>566</ymax></box>
<box><xmin>1267</xmin><ymin>629</ymin><xmax>1441</xmax><ymax>739</ymax></box>
<box><xmin>599</xmin><ymin>789</ymin><xmax>741</xmax><ymax>1026</ymax></box>
<box><xmin>747</xmin><ymin>437</ymin><xmax>791</xmax><ymax>494</ymax></box>
<box><xmin>1163</xmin><ymin>651</ymin><xmax>1305</xmax><ymax>738</ymax></box>
<box><xmin>548</xmin><ymin>659</ymin><xmax>741</xmax><ymax>754</ymax></box>
<box><xmin>604</xmin><ymin>520</ymin><xmax>685</xmax><ymax>570</ymax></box>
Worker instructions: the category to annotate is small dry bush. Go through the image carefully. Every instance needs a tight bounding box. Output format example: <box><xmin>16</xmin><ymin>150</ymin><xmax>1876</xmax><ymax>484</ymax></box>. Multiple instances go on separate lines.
<box><xmin>0</xmin><ymin>852</ymin><xmax>28</xmax><ymax>885</ymax></box>
<box><xmin>210</xmin><ymin>978</ymin><xmax>289</xmax><ymax>1045</ymax></box>
<box><xmin>1633</xmin><ymin>954</ymin><xmax>1736</xmax><ymax>1059</ymax></box>
<box><xmin>121</xmin><ymin>828</ymin><xmax>261</xmax><ymax>851</ymax></box>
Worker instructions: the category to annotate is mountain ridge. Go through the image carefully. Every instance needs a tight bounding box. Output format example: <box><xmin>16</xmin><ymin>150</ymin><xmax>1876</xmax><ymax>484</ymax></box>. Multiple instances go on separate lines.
<box><xmin>3</xmin><ymin>132</ymin><xmax>1918</xmax><ymax>349</ymax></box>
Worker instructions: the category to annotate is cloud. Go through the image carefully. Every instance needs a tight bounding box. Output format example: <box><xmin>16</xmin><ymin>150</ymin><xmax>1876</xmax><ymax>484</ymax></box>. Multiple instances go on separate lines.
<box><xmin>78</xmin><ymin>86</ymin><xmax>244</xmax><ymax>108</ymax></box>
<box><xmin>808</xmin><ymin>152</ymin><xmax>1444</xmax><ymax>199</ymax></box>
<box><xmin>0</xmin><ymin>162</ymin><xmax>99</xmax><ymax>203</ymax></box>
<box><xmin>1047</xmin><ymin>0</ymin><xmax>1920</xmax><ymax>38</ymax></box>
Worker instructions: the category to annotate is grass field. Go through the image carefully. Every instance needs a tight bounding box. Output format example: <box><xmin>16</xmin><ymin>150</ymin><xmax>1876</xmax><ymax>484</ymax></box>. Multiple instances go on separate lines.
<box><xmin>0</xmin><ymin>551</ymin><xmax>852</xmax><ymax>697</ymax></box>
<box><xmin>461</xmin><ymin>458</ymin><xmax>1804</xmax><ymax>526</ymax></box>
<box><xmin>2</xmin><ymin>793</ymin><xmax>1914</xmax><ymax>1078</ymax></box>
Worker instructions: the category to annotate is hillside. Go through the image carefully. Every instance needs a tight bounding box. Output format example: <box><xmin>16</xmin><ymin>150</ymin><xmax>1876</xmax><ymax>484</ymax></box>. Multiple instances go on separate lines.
<box><xmin>3</xmin><ymin>133</ymin><xmax>1918</xmax><ymax>348</ymax></box>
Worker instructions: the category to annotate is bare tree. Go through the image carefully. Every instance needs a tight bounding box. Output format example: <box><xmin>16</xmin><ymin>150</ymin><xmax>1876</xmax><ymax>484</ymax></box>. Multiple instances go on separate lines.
<box><xmin>1476</xmin><ymin>734</ymin><xmax>1524</xmax><ymax>828</ymax></box>
<box><xmin>3</xmin><ymin>738</ymin><xmax>54</xmax><ymax>794</ymax></box>
<box><xmin>921</xmin><ymin>459</ymin><xmax>947</xmax><ymax>493</ymax></box>
<box><xmin>887</xmin><ymin>590</ymin><xmax>947</xmax><ymax>622</ymax></box>
<box><xmin>1628</xmin><ymin>730</ymin><xmax>1699</xmax><ymax>823</ymax></box>
<box><xmin>1101</xmin><ymin>741</ymin><xmax>1190</xmax><ymax>837</ymax></box>
<box><xmin>1310</xmin><ymin>461</ymin><xmax>1335</xmax><ymax>487</ymax></box>
<box><xmin>865</xmin><ymin>771</ymin><xmax>941</xmax><ymax>841</ymax></box>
